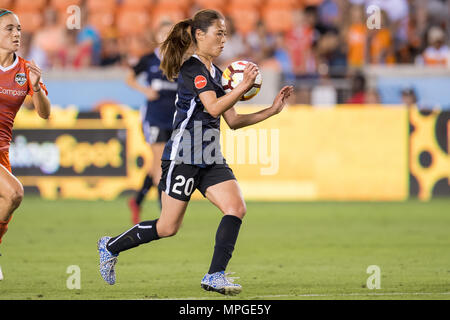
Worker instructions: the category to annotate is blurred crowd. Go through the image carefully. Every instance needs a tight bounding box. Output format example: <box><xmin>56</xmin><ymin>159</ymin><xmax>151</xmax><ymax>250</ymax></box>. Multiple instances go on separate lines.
<box><xmin>8</xmin><ymin>0</ymin><xmax>450</xmax><ymax>104</ymax></box>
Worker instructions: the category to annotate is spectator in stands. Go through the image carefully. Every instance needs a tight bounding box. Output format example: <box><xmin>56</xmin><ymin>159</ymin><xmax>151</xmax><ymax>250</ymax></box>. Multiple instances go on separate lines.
<box><xmin>365</xmin><ymin>87</ymin><xmax>381</xmax><ymax>104</ymax></box>
<box><xmin>417</xmin><ymin>26</ymin><xmax>449</xmax><ymax>66</ymax></box>
<box><xmin>100</xmin><ymin>34</ymin><xmax>122</xmax><ymax>67</ymax></box>
<box><xmin>216</xmin><ymin>16</ymin><xmax>247</xmax><ymax>69</ymax></box>
<box><xmin>346</xmin><ymin>71</ymin><xmax>367</xmax><ymax>104</ymax></box>
<box><xmin>77</xmin><ymin>8</ymin><xmax>102</xmax><ymax>66</ymax></box>
<box><xmin>316</xmin><ymin>28</ymin><xmax>347</xmax><ymax>77</ymax></box>
<box><xmin>258</xmin><ymin>32</ymin><xmax>295</xmax><ymax>84</ymax></box>
<box><xmin>28</xmin><ymin>7</ymin><xmax>65</xmax><ymax>69</ymax></box>
<box><xmin>245</xmin><ymin>20</ymin><xmax>276</xmax><ymax>65</ymax></box>
<box><xmin>285</xmin><ymin>9</ymin><xmax>319</xmax><ymax>76</ymax></box>
<box><xmin>54</xmin><ymin>29</ymin><xmax>92</xmax><ymax>69</ymax></box>
<box><xmin>401</xmin><ymin>87</ymin><xmax>417</xmax><ymax>108</ymax></box>
<box><xmin>367</xmin><ymin>9</ymin><xmax>396</xmax><ymax>64</ymax></box>
<box><xmin>365</xmin><ymin>0</ymin><xmax>410</xmax><ymax>47</ymax></box>
<box><xmin>344</xmin><ymin>4</ymin><xmax>367</xmax><ymax>68</ymax></box>
<box><xmin>318</xmin><ymin>0</ymin><xmax>341</xmax><ymax>30</ymax></box>
<box><xmin>396</xmin><ymin>8</ymin><xmax>422</xmax><ymax>63</ymax></box>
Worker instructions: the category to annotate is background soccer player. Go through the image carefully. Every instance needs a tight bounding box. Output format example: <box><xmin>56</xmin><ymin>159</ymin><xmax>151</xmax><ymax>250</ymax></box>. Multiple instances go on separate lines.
<box><xmin>98</xmin><ymin>9</ymin><xmax>293</xmax><ymax>295</ymax></box>
<box><xmin>0</xmin><ymin>9</ymin><xmax>50</xmax><ymax>263</ymax></box>
<box><xmin>126</xmin><ymin>21</ymin><xmax>177</xmax><ymax>225</ymax></box>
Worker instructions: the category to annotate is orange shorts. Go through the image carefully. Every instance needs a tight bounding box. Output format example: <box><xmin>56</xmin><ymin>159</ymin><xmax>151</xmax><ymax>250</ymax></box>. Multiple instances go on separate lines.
<box><xmin>0</xmin><ymin>149</ymin><xmax>11</xmax><ymax>173</ymax></box>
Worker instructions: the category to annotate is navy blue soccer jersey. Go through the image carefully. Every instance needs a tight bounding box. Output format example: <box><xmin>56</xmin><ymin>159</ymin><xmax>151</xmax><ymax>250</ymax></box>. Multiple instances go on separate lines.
<box><xmin>162</xmin><ymin>55</ymin><xmax>226</xmax><ymax>167</ymax></box>
<box><xmin>132</xmin><ymin>49</ymin><xmax>177</xmax><ymax>129</ymax></box>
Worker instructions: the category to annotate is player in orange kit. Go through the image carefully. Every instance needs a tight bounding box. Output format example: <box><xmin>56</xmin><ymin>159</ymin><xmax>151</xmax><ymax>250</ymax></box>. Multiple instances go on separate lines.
<box><xmin>0</xmin><ymin>9</ymin><xmax>50</xmax><ymax>277</ymax></box>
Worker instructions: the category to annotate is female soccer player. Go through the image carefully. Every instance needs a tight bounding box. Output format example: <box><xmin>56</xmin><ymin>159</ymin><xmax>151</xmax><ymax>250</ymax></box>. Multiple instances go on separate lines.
<box><xmin>0</xmin><ymin>10</ymin><xmax>50</xmax><ymax>256</ymax></box>
<box><xmin>126</xmin><ymin>21</ymin><xmax>177</xmax><ymax>225</ymax></box>
<box><xmin>98</xmin><ymin>9</ymin><xmax>293</xmax><ymax>295</ymax></box>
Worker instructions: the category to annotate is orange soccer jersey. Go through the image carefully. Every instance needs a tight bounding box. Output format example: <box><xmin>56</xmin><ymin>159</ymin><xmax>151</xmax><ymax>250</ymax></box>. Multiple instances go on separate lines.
<box><xmin>0</xmin><ymin>54</ymin><xmax>47</xmax><ymax>171</ymax></box>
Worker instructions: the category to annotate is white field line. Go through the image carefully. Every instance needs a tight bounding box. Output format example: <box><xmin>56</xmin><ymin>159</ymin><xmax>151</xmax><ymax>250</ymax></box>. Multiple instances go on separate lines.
<box><xmin>146</xmin><ymin>292</ymin><xmax>450</xmax><ymax>300</ymax></box>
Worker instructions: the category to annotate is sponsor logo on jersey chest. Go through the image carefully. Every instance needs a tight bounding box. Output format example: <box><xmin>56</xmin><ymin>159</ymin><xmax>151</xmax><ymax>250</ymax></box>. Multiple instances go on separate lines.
<box><xmin>15</xmin><ymin>72</ymin><xmax>27</xmax><ymax>86</ymax></box>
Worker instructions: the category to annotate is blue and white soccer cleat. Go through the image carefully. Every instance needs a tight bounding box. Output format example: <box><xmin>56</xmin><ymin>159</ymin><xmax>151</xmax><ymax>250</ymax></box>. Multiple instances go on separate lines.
<box><xmin>97</xmin><ymin>236</ymin><xmax>118</xmax><ymax>285</ymax></box>
<box><xmin>201</xmin><ymin>271</ymin><xmax>242</xmax><ymax>295</ymax></box>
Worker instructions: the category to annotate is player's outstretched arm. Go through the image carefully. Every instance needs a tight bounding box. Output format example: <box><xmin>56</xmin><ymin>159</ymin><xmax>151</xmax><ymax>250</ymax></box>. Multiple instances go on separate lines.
<box><xmin>27</xmin><ymin>60</ymin><xmax>51</xmax><ymax>119</ymax></box>
<box><xmin>223</xmin><ymin>85</ymin><xmax>294</xmax><ymax>130</ymax></box>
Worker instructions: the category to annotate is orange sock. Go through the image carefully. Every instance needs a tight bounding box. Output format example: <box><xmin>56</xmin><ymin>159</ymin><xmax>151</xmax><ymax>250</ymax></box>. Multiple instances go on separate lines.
<box><xmin>0</xmin><ymin>216</ymin><xmax>12</xmax><ymax>244</ymax></box>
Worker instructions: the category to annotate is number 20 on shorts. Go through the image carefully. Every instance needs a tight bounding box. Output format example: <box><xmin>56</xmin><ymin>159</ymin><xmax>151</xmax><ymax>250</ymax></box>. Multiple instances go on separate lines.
<box><xmin>172</xmin><ymin>175</ymin><xmax>195</xmax><ymax>196</ymax></box>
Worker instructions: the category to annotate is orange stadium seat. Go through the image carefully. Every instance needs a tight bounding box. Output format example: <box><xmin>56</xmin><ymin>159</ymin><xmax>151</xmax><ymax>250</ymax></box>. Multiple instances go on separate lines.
<box><xmin>194</xmin><ymin>0</ymin><xmax>225</xmax><ymax>12</ymax></box>
<box><xmin>87</xmin><ymin>11</ymin><xmax>115</xmax><ymax>37</ymax></box>
<box><xmin>265</xmin><ymin>0</ymin><xmax>301</xmax><ymax>9</ymax></box>
<box><xmin>120</xmin><ymin>0</ymin><xmax>153</xmax><ymax>11</ymax></box>
<box><xmin>50</xmin><ymin>0</ymin><xmax>83</xmax><ymax>11</ymax></box>
<box><xmin>117</xmin><ymin>10</ymin><xmax>151</xmax><ymax>36</ymax></box>
<box><xmin>0</xmin><ymin>0</ymin><xmax>12</xmax><ymax>9</ymax></box>
<box><xmin>228</xmin><ymin>5</ymin><xmax>259</xmax><ymax>35</ymax></box>
<box><xmin>86</xmin><ymin>0</ymin><xmax>116</xmax><ymax>13</ymax></box>
<box><xmin>13</xmin><ymin>9</ymin><xmax>43</xmax><ymax>32</ymax></box>
<box><xmin>228</xmin><ymin>0</ymin><xmax>263</xmax><ymax>10</ymax></box>
<box><xmin>157</xmin><ymin>0</ymin><xmax>191</xmax><ymax>11</ymax></box>
<box><xmin>151</xmin><ymin>5</ymin><xmax>185</xmax><ymax>29</ymax></box>
<box><xmin>262</xmin><ymin>6</ymin><xmax>294</xmax><ymax>33</ymax></box>
<box><xmin>299</xmin><ymin>0</ymin><xmax>324</xmax><ymax>6</ymax></box>
<box><xmin>14</xmin><ymin>0</ymin><xmax>47</xmax><ymax>11</ymax></box>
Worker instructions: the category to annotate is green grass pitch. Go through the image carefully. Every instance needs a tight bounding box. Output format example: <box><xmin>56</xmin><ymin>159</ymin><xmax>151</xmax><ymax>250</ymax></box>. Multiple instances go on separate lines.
<box><xmin>0</xmin><ymin>197</ymin><xmax>449</xmax><ymax>300</ymax></box>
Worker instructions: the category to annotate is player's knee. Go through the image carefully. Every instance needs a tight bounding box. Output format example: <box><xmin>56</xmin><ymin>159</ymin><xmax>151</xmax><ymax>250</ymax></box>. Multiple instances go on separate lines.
<box><xmin>12</xmin><ymin>186</ymin><xmax>23</xmax><ymax>208</ymax></box>
<box><xmin>5</xmin><ymin>184</ymin><xmax>23</xmax><ymax>211</ymax></box>
<box><xmin>224</xmin><ymin>202</ymin><xmax>247</xmax><ymax>219</ymax></box>
<box><xmin>157</xmin><ymin>223</ymin><xmax>179</xmax><ymax>238</ymax></box>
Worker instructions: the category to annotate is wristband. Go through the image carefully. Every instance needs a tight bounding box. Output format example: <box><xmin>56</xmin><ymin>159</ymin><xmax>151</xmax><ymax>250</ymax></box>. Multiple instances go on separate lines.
<box><xmin>33</xmin><ymin>86</ymin><xmax>41</xmax><ymax>92</ymax></box>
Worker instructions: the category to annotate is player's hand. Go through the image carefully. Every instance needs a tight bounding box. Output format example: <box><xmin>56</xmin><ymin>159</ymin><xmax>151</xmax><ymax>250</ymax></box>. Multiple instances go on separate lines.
<box><xmin>241</xmin><ymin>62</ymin><xmax>258</xmax><ymax>90</ymax></box>
<box><xmin>26</xmin><ymin>60</ymin><xmax>42</xmax><ymax>91</ymax></box>
<box><xmin>270</xmin><ymin>86</ymin><xmax>294</xmax><ymax>115</ymax></box>
<box><xmin>144</xmin><ymin>87</ymin><xmax>160</xmax><ymax>101</ymax></box>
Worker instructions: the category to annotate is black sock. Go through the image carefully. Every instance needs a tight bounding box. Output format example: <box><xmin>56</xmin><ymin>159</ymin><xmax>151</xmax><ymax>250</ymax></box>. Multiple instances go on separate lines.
<box><xmin>135</xmin><ymin>175</ymin><xmax>153</xmax><ymax>206</ymax></box>
<box><xmin>208</xmin><ymin>215</ymin><xmax>242</xmax><ymax>274</ymax></box>
<box><xmin>106</xmin><ymin>219</ymin><xmax>160</xmax><ymax>255</ymax></box>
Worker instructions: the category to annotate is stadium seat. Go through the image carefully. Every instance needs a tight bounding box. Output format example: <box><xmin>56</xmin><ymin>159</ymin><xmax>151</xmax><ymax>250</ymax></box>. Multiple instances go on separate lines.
<box><xmin>228</xmin><ymin>5</ymin><xmax>259</xmax><ymax>35</ymax></box>
<box><xmin>120</xmin><ymin>0</ymin><xmax>153</xmax><ymax>11</ymax></box>
<box><xmin>86</xmin><ymin>0</ymin><xmax>116</xmax><ymax>13</ymax></box>
<box><xmin>194</xmin><ymin>0</ymin><xmax>225</xmax><ymax>12</ymax></box>
<box><xmin>116</xmin><ymin>10</ymin><xmax>151</xmax><ymax>36</ymax></box>
<box><xmin>13</xmin><ymin>9</ymin><xmax>43</xmax><ymax>32</ymax></box>
<box><xmin>228</xmin><ymin>0</ymin><xmax>263</xmax><ymax>10</ymax></box>
<box><xmin>87</xmin><ymin>11</ymin><xmax>115</xmax><ymax>37</ymax></box>
<box><xmin>151</xmin><ymin>5</ymin><xmax>185</xmax><ymax>29</ymax></box>
<box><xmin>14</xmin><ymin>0</ymin><xmax>47</xmax><ymax>11</ymax></box>
<box><xmin>300</xmin><ymin>0</ymin><xmax>324</xmax><ymax>6</ymax></box>
<box><xmin>50</xmin><ymin>0</ymin><xmax>82</xmax><ymax>11</ymax></box>
<box><xmin>262</xmin><ymin>6</ymin><xmax>294</xmax><ymax>33</ymax></box>
<box><xmin>0</xmin><ymin>0</ymin><xmax>12</xmax><ymax>9</ymax></box>
<box><xmin>157</xmin><ymin>0</ymin><xmax>191</xmax><ymax>11</ymax></box>
<box><xmin>265</xmin><ymin>0</ymin><xmax>301</xmax><ymax>9</ymax></box>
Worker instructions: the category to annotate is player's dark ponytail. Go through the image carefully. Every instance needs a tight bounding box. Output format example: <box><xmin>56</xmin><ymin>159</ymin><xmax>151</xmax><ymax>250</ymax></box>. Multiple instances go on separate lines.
<box><xmin>160</xmin><ymin>9</ymin><xmax>224</xmax><ymax>81</ymax></box>
<box><xmin>160</xmin><ymin>18</ymin><xmax>192</xmax><ymax>81</ymax></box>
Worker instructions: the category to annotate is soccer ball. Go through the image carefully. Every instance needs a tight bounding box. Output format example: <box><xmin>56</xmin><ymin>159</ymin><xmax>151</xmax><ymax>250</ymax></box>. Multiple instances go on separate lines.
<box><xmin>221</xmin><ymin>60</ymin><xmax>262</xmax><ymax>101</ymax></box>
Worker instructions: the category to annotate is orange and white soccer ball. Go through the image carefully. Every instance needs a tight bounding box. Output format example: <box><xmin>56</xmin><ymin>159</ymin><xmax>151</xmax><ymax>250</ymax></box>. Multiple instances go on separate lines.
<box><xmin>221</xmin><ymin>60</ymin><xmax>262</xmax><ymax>101</ymax></box>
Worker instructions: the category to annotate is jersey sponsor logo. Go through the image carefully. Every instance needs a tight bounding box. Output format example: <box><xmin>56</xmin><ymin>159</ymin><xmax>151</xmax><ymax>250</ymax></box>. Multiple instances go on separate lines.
<box><xmin>14</xmin><ymin>72</ymin><xmax>27</xmax><ymax>86</ymax></box>
<box><xmin>0</xmin><ymin>86</ymin><xmax>27</xmax><ymax>97</ymax></box>
<box><xmin>194</xmin><ymin>75</ymin><xmax>207</xmax><ymax>89</ymax></box>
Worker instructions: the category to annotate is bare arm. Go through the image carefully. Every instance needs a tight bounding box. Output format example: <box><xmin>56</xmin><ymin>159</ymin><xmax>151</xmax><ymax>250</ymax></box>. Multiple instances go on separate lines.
<box><xmin>26</xmin><ymin>60</ymin><xmax>51</xmax><ymax>119</ymax></box>
<box><xmin>125</xmin><ymin>69</ymin><xmax>159</xmax><ymax>101</ymax></box>
<box><xmin>198</xmin><ymin>63</ymin><xmax>259</xmax><ymax>118</ymax></box>
<box><xmin>223</xmin><ymin>85</ymin><xmax>294</xmax><ymax>130</ymax></box>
